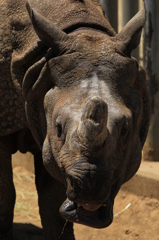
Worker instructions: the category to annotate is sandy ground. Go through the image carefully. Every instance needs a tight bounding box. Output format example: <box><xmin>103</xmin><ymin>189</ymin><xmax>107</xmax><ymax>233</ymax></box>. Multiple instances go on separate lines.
<box><xmin>13</xmin><ymin>167</ymin><xmax>159</xmax><ymax>240</ymax></box>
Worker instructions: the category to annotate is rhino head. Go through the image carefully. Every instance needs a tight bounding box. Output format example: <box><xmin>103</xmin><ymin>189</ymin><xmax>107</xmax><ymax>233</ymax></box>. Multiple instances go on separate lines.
<box><xmin>24</xmin><ymin>2</ymin><xmax>150</xmax><ymax>228</ymax></box>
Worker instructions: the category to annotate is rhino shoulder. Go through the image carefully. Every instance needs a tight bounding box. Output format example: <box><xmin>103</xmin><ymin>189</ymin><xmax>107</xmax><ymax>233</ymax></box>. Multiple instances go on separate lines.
<box><xmin>0</xmin><ymin>0</ymin><xmax>27</xmax><ymax>136</ymax></box>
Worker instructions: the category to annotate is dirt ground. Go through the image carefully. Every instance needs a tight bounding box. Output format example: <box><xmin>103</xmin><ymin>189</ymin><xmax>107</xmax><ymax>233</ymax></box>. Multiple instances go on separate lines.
<box><xmin>13</xmin><ymin>167</ymin><xmax>159</xmax><ymax>240</ymax></box>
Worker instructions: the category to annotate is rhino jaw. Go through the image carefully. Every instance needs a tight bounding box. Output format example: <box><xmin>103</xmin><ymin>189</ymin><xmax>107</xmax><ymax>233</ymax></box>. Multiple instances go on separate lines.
<box><xmin>59</xmin><ymin>197</ymin><xmax>113</xmax><ymax>228</ymax></box>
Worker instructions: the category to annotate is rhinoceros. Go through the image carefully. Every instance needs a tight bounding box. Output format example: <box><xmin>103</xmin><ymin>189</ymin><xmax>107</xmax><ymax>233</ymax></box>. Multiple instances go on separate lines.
<box><xmin>0</xmin><ymin>0</ymin><xmax>150</xmax><ymax>239</ymax></box>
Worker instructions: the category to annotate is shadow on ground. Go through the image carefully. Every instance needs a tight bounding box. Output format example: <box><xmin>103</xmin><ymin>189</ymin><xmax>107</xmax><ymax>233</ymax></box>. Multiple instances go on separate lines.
<box><xmin>13</xmin><ymin>223</ymin><xmax>44</xmax><ymax>240</ymax></box>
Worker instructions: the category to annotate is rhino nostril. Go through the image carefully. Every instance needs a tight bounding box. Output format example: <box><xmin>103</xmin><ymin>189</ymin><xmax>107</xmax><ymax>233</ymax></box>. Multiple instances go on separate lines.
<box><xmin>66</xmin><ymin>176</ymin><xmax>74</xmax><ymax>192</ymax></box>
<box><xmin>66</xmin><ymin>174</ymin><xmax>83</xmax><ymax>200</ymax></box>
<box><xmin>70</xmin><ymin>177</ymin><xmax>74</xmax><ymax>188</ymax></box>
<box><xmin>56</xmin><ymin>123</ymin><xmax>62</xmax><ymax>137</ymax></box>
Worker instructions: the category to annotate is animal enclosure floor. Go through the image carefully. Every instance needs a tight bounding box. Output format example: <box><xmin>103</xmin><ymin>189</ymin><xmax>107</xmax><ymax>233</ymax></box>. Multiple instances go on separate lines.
<box><xmin>13</xmin><ymin>167</ymin><xmax>159</xmax><ymax>240</ymax></box>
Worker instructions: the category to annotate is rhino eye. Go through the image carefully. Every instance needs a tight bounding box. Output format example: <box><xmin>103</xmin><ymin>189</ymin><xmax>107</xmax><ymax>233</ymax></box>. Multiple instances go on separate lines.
<box><xmin>121</xmin><ymin>121</ymin><xmax>129</xmax><ymax>137</ymax></box>
<box><xmin>56</xmin><ymin>123</ymin><xmax>62</xmax><ymax>138</ymax></box>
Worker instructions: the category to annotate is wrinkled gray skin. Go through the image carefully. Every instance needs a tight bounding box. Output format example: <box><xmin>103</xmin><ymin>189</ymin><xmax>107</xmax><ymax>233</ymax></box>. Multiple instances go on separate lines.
<box><xmin>0</xmin><ymin>0</ymin><xmax>150</xmax><ymax>239</ymax></box>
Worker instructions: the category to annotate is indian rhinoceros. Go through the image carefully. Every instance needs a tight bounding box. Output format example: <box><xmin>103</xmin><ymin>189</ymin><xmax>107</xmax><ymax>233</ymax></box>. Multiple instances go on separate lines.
<box><xmin>0</xmin><ymin>0</ymin><xmax>150</xmax><ymax>239</ymax></box>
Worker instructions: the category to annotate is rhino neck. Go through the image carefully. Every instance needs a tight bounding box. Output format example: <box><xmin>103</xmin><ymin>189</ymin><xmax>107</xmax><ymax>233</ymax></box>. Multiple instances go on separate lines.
<box><xmin>64</xmin><ymin>22</ymin><xmax>114</xmax><ymax>36</ymax></box>
<box><xmin>53</xmin><ymin>0</ymin><xmax>116</xmax><ymax>36</ymax></box>
<box><xmin>25</xmin><ymin>0</ymin><xmax>116</xmax><ymax>36</ymax></box>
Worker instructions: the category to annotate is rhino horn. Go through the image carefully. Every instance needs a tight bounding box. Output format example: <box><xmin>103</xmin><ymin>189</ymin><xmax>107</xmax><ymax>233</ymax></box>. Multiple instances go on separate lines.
<box><xmin>78</xmin><ymin>97</ymin><xmax>108</xmax><ymax>146</ymax></box>
<box><xmin>26</xmin><ymin>1</ymin><xmax>71</xmax><ymax>55</ymax></box>
<box><xmin>116</xmin><ymin>6</ymin><xmax>146</xmax><ymax>56</ymax></box>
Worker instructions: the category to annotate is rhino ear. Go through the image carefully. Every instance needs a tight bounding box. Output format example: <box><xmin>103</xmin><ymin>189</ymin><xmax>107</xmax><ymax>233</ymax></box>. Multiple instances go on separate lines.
<box><xmin>116</xmin><ymin>7</ymin><xmax>145</xmax><ymax>56</ymax></box>
<box><xmin>26</xmin><ymin>1</ymin><xmax>71</xmax><ymax>55</ymax></box>
<box><xmin>22</xmin><ymin>51</ymin><xmax>53</xmax><ymax>149</ymax></box>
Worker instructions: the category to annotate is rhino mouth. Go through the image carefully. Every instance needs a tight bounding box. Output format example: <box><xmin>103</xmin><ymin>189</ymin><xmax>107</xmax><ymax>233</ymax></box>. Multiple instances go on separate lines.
<box><xmin>59</xmin><ymin>197</ymin><xmax>113</xmax><ymax>228</ymax></box>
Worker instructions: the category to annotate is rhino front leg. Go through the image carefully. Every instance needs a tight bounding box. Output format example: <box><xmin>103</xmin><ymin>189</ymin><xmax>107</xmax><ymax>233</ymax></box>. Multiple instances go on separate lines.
<box><xmin>34</xmin><ymin>153</ymin><xmax>75</xmax><ymax>240</ymax></box>
<box><xmin>0</xmin><ymin>136</ymin><xmax>16</xmax><ymax>240</ymax></box>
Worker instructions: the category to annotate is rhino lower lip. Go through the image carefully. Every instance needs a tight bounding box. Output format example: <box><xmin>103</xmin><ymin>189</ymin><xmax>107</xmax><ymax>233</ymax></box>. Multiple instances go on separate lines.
<box><xmin>59</xmin><ymin>198</ymin><xmax>113</xmax><ymax>228</ymax></box>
